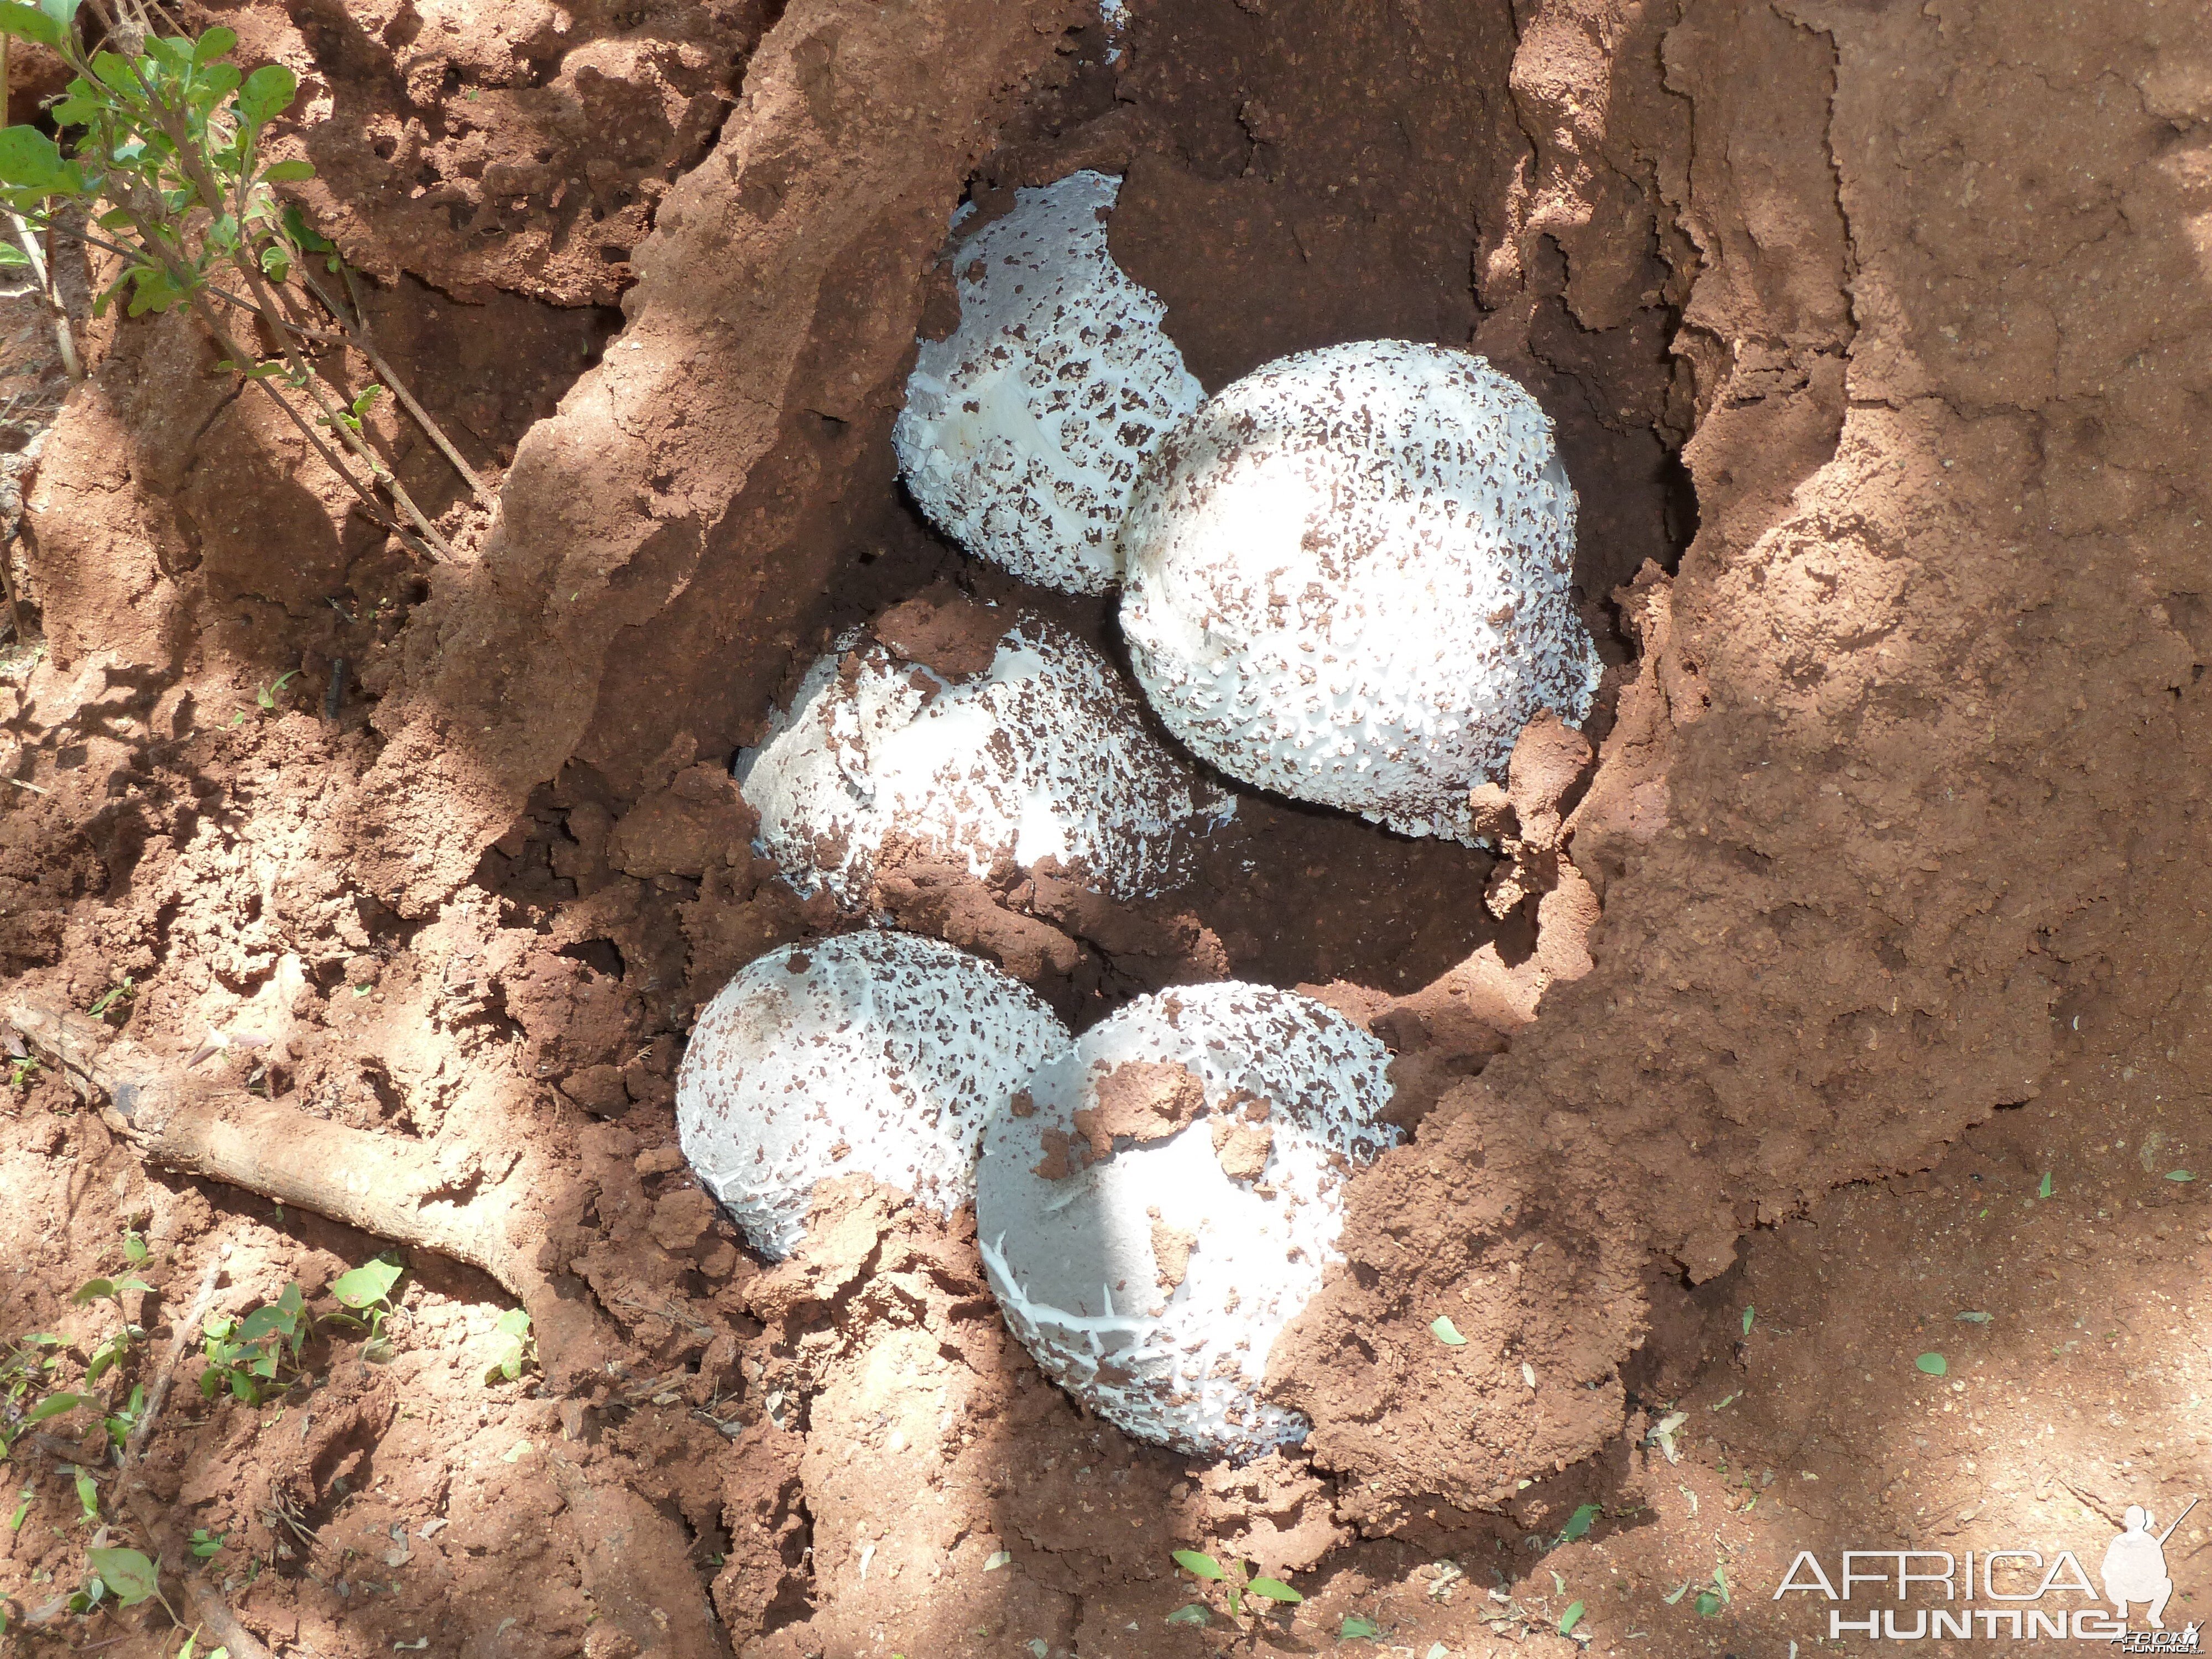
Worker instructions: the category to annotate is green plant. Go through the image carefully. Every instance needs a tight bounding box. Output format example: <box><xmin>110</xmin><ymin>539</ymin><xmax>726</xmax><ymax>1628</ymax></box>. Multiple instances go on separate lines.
<box><xmin>0</xmin><ymin>2</ymin><xmax>493</xmax><ymax>559</ymax></box>
<box><xmin>188</xmin><ymin>1527</ymin><xmax>223</xmax><ymax>1559</ymax></box>
<box><xmin>253</xmin><ymin>670</ymin><xmax>299</xmax><ymax>711</ymax></box>
<box><xmin>485</xmin><ymin>1307</ymin><xmax>534</xmax><ymax>1384</ymax></box>
<box><xmin>86</xmin><ymin>975</ymin><xmax>135</xmax><ymax>1018</ymax></box>
<box><xmin>199</xmin><ymin>1281</ymin><xmax>307</xmax><ymax>1404</ymax></box>
<box><xmin>6</xmin><ymin>1051</ymin><xmax>37</xmax><ymax>1090</ymax></box>
<box><xmin>328</xmin><ymin>1256</ymin><xmax>404</xmax><ymax>1360</ymax></box>
<box><xmin>1171</xmin><ymin>1548</ymin><xmax>1303</xmax><ymax>1621</ymax></box>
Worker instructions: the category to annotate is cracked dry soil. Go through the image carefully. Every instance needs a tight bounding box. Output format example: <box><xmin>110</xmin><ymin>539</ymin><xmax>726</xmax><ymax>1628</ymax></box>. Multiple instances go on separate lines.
<box><xmin>2</xmin><ymin>0</ymin><xmax>2210</xmax><ymax>1655</ymax></box>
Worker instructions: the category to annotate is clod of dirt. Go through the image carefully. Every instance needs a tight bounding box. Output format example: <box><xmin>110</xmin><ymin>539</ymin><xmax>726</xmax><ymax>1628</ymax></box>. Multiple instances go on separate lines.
<box><xmin>1119</xmin><ymin>340</ymin><xmax>1600</xmax><ymax>843</ymax></box>
<box><xmin>976</xmin><ymin>983</ymin><xmax>1398</xmax><ymax>1459</ymax></box>
<box><xmin>893</xmin><ymin>169</ymin><xmax>1202</xmax><ymax>594</ymax></box>
<box><xmin>677</xmin><ymin>930</ymin><xmax>1072</xmax><ymax>1260</ymax></box>
<box><xmin>736</xmin><ymin>606</ymin><xmax>1234</xmax><ymax>904</ymax></box>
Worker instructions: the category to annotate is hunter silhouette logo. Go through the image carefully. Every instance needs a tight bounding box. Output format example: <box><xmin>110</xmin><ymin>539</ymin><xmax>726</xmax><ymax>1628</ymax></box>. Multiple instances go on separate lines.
<box><xmin>2103</xmin><ymin>1500</ymin><xmax>2195</xmax><ymax>1638</ymax></box>
<box><xmin>1773</xmin><ymin>1493</ymin><xmax>2201</xmax><ymax>1646</ymax></box>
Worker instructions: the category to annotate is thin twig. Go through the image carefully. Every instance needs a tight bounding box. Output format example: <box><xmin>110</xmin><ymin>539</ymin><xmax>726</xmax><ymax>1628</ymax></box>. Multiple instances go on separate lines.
<box><xmin>122</xmin><ymin>1246</ymin><xmax>224</xmax><ymax>1466</ymax></box>
<box><xmin>327</xmin><ymin>264</ymin><xmax>496</xmax><ymax>510</ymax></box>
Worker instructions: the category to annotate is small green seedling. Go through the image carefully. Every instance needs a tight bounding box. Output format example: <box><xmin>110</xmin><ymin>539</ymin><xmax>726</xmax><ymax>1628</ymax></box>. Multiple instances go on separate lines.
<box><xmin>1558</xmin><ymin>1503</ymin><xmax>1600</xmax><ymax>1545</ymax></box>
<box><xmin>86</xmin><ymin>976</ymin><xmax>135</xmax><ymax>1019</ymax></box>
<box><xmin>1560</xmin><ymin>1599</ymin><xmax>1587</xmax><ymax>1636</ymax></box>
<box><xmin>485</xmin><ymin>1308</ymin><xmax>534</xmax><ymax>1384</ymax></box>
<box><xmin>2037</xmin><ymin>1171</ymin><xmax>2054</xmax><ymax>1198</ymax></box>
<box><xmin>1340</xmin><ymin>1613</ymin><xmax>1384</xmax><ymax>1639</ymax></box>
<box><xmin>1914</xmin><ymin>1352</ymin><xmax>1948</xmax><ymax>1376</ymax></box>
<box><xmin>328</xmin><ymin>1256</ymin><xmax>405</xmax><ymax>1360</ymax></box>
<box><xmin>254</xmin><ymin>670</ymin><xmax>301</xmax><ymax>712</ymax></box>
<box><xmin>199</xmin><ymin>1281</ymin><xmax>308</xmax><ymax>1405</ymax></box>
<box><xmin>1171</xmin><ymin>1549</ymin><xmax>1302</xmax><ymax>1620</ymax></box>
<box><xmin>1429</xmin><ymin>1315</ymin><xmax>1467</xmax><ymax>1347</ymax></box>
<box><xmin>189</xmin><ymin>1528</ymin><xmax>225</xmax><ymax>1559</ymax></box>
<box><xmin>6</xmin><ymin>1051</ymin><xmax>37</xmax><ymax>1089</ymax></box>
<box><xmin>1741</xmin><ymin>1305</ymin><xmax>1755</xmax><ymax>1336</ymax></box>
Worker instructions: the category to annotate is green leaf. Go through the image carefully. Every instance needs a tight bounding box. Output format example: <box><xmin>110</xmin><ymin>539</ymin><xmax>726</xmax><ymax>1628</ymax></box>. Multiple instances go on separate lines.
<box><xmin>1560</xmin><ymin>1600</ymin><xmax>1586</xmax><ymax>1636</ymax></box>
<box><xmin>1340</xmin><ymin>1614</ymin><xmax>1383</xmax><ymax>1639</ymax></box>
<box><xmin>0</xmin><ymin>126</ymin><xmax>64</xmax><ymax>191</ymax></box>
<box><xmin>1559</xmin><ymin>1503</ymin><xmax>1600</xmax><ymax>1542</ymax></box>
<box><xmin>0</xmin><ymin>242</ymin><xmax>27</xmax><ymax>268</ymax></box>
<box><xmin>1741</xmin><ymin>1305</ymin><xmax>1755</xmax><ymax>1336</ymax></box>
<box><xmin>1171</xmin><ymin>1550</ymin><xmax>1224</xmax><ymax>1581</ymax></box>
<box><xmin>262</xmin><ymin>158</ymin><xmax>315</xmax><ymax>182</ymax></box>
<box><xmin>1246</xmin><ymin>1575</ymin><xmax>1302</xmax><ymax>1605</ymax></box>
<box><xmin>74</xmin><ymin>1467</ymin><xmax>97</xmax><ymax>1517</ymax></box>
<box><xmin>1661</xmin><ymin>1582</ymin><xmax>1691</xmax><ymax>1605</ymax></box>
<box><xmin>8</xmin><ymin>1487</ymin><xmax>29</xmax><ymax>1531</ymax></box>
<box><xmin>194</xmin><ymin>25</ymin><xmax>238</xmax><ymax>63</ymax></box>
<box><xmin>0</xmin><ymin>4</ymin><xmax>64</xmax><ymax>50</ymax></box>
<box><xmin>39</xmin><ymin>0</ymin><xmax>84</xmax><ymax>24</ymax></box>
<box><xmin>1429</xmin><ymin>1315</ymin><xmax>1467</xmax><ymax>1347</ymax></box>
<box><xmin>2037</xmin><ymin>1171</ymin><xmax>2053</xmax><ymax>1198</ymax></box>
<box><xmin>1914</xmin><ymin>1352</ymin><xmax>1948</xmax><ymax>1376</ymax></box>
<box><xmin>1164</xmin><ymin>1604</ymin><xmax>1211</xmax><ymax>1627</ymax></box>
<box><xmin>25</xmin><ymin>1390</ymin><xmax>94</xmax><ymax>1424</ymax></box>
<box><xmin>239</xmin><ymin>1306</ymin><xmax>290</xmax><ymax>1343</ymax></box>
<box><xmin>1694</xmin><ymin>1590</ymin><xmax>1722</xmax><ymax>1618</ymax></box>
<box><xmin>2166</xmin><ymin>1169</ymin><xmax>2196</xmax><ymax>1182</ymax></box>
<box><xmin>333</xmin><ymin>1257</ymin><xmax>404</xmax><ymax>1309</ymax></box>
<box><xmin>72</xmin><ymin>1277</ymin><xmax>115</xmax><ymax>1304</ymax></box>
<box><xmin>87</xmin><ymin>1546</ymin><xmax>156</xmax><ymax>1606</ymax></box>
<box><xmin>236</xmin><ymin>63</ymin><xmax>299</xmax><ymax>129</ymax></box>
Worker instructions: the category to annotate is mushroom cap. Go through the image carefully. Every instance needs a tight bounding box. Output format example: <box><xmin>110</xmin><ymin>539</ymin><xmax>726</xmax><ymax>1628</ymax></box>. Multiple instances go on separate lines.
<box><xmin>1118</xmin><ymin>340</ymin><xmax>1601</xmax><ymax>842</ymax></box>
<box><xmin>678</xmin><ymin>931</ymin><xmax>1072</xmax><ymax>1261</ymax></box>
<box><xmin>735</xmin><ymin>612</ymin><xmax>1234</xmax><ymax>905</ymax></box>
<box><xmin>893</xmin><ymin>170</ymin><xmax>1203</xmax><ymax>595</ymax></box>
<box><xmin>976</xmin><ymin>982</ymin><xmax>1399</xmax><ymax>1459</ymax></box>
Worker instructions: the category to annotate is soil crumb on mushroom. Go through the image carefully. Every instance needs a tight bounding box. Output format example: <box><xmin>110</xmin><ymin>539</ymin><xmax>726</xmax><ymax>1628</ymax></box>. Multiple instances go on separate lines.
<box><xmin>1119</xmin><ymin>339</ymin><xmax>1601</xmax><ymax>842</ymax></box>
<box><xmin>677</xmin><ymin>931</ymin><xmax>1072</xmax><ymax>1260</ymax></box>
<box><xmin>893</xmin><ymin>170</ymin><xmax>1203</xmax><ymax>594</ymax></box>
<box><xmin>977</xmin><ymin>982</ymin><xmax>1397</xmax><ymax>1459</ymax></box>
<box><xmin>735</xmin><ymin>606</ymin><xmax>1234</xmax><ymax>905</ymax></box>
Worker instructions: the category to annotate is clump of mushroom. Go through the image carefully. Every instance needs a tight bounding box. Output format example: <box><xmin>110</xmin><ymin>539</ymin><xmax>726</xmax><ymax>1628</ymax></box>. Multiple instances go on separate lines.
<box><xmin>735</xmin><ymin>601</ymin><xmax>1234</xmax><ymax>905</ymax></box>
<box><xmin>1118</xmin><ymin>339</ymin><xmax>1601</xmax><ymax>842</ymax></box>
<box><xmin>975</xmin><ymin>982</ymin><xmax>1399</xmax><ymax>1459</ymax></box>
<box><xmin>677</xmin><ymin>931</ymin><xmax>1072</xmax><ymax>1261</ymax></box>
<box><xmin>894</xmin><ymin>170</ymin><xmax>1203</xmax><ymax>595</ymax></box>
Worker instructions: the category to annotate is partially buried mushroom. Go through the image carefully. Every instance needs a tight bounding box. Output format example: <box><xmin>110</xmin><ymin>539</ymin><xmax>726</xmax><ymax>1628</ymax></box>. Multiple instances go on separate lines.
<box><xmin>894</xmin><ymin>170</ymin><xmax>1202</xmax><ymax>595</ymax></box>
<box><xmin>1119</xmin><ymin>338</ymin><xmax>1602</xmax><ymax>843</ymax></box>
<box><xmin>735</xmin><ymin>599</ymin><xmax>1234</xmax><ymax>906</ymax></box>
<box><xmin>976</xmin><ymin>982</ymin><xmax>1399</xmax><ymax>1459</ymax></box>
<box><xmin>677</xmin><ymin>931</ymin><xmax>1073</xmax><ymax>1261</ymax></box>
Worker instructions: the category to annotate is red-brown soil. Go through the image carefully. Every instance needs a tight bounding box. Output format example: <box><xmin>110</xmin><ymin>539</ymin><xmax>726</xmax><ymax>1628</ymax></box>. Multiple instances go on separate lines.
<box><xmin>2</xmin><ymin>0</ymin><xmax>2208</xmax><ymax>1654</ymax></box>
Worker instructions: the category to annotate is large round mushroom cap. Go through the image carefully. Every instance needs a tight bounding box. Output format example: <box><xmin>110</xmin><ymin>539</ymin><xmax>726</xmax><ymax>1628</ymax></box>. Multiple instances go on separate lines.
<box><xmin>735</xmin><ymin>609</ymin><xmax>1234</xmax><ymax>906</ymax></box>
<box><xmin>679</xmin><ymin>931</ymin><xmax>1072</xmax><ymax>1261</ymax></box>
<box><xmin>1118</xmin><ymin>340</ymin><xmax>1602</xmax><ymax>842</ymax></box>
<box><xmin>893</xmin><ymin>170</ymin><xmax>1203</xmax><ymax>594</ymax></box>
<box><xmin>977</xmin><ymin>983</ymin><xmax>1399</xmax><ymax>1459</ymax></box>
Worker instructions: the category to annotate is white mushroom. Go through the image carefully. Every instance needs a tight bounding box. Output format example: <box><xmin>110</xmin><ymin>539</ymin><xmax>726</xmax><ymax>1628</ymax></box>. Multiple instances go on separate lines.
<box><xmin>735</xmin><ymin>611</ymin><xmax>1234</xmax><ymax>905</ymax></box>
<box><xmin>1118</xmin><ymin>339</ymin><xmax>1601</xmax><ymax>842</ymax></box>
<box><xmin>894</xmin><ymin>170</ymin><xmax>1203</xmax><ymax>594</ymax></box>
<box><xmin>975</xmin><ymin>982</ymin><xmax>1399</xmax><ymax>1459</ymax></box>
<box><xmin>677</xmin><ymin>931</ymin><xmax>1072</xmax><ymax>1261</ymax></box>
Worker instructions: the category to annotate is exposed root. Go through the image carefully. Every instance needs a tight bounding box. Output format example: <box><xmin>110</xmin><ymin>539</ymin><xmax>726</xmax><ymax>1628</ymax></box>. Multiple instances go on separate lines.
<box><xmin>3</xmin><ymin>996</ymin><xmax>613</xmax><ymax>1391</ymax></box>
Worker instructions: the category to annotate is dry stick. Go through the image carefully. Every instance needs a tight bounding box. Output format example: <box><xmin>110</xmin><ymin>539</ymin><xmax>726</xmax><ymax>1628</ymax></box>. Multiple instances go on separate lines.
<box><xmin>110</xmin><ymin>1250</ymin><xmax>278</xmax><ymax>1659</ymax></box>
<box><xmin>326</xmin><ymin>263</ymin><xmax>497</xmax><ymax>512</ymax></box>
